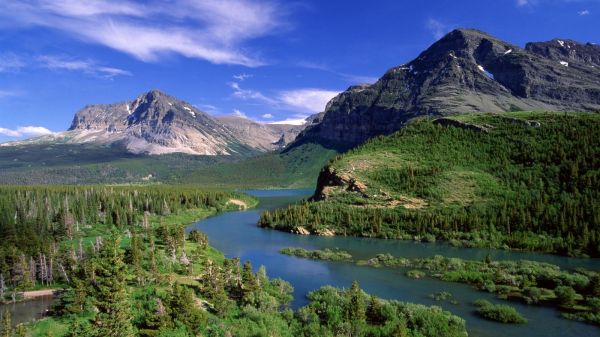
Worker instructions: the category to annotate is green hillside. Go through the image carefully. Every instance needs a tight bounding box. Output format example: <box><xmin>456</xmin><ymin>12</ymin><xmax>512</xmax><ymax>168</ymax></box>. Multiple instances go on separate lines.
<box><xmin>0</xmin><ymin>143</ymin><xmax>336</xmax><ymax>188</ymax></box>
<box><xmin>260</xmin><ymin>112</ymin><xmax>600</xmax><ymax>257</ymax></box>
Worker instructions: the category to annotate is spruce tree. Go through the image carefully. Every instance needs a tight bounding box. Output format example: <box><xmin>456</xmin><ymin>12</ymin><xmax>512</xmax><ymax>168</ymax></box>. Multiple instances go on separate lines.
<box><xmin>90</xmin><ymin>230</ymin><xmax>135</xmax><ymax>337</ymax></box>
<box><xmin>347</xmin><ymin>281</ymin><xmax>366</xmax><ymax>323</ymax></box>
<box><xmin>1</xmin><ymin>309</ymin><xmax>11</xmax><ymax>337</ymax></box>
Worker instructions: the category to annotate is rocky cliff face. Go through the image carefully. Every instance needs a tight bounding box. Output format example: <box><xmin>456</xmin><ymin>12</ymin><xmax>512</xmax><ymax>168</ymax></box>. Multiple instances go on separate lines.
<box><xmin>292</xmin><ymin>29</ymin><xmax>600</xmax><ymax>150</ymax></box>
<box><xmin>51</xmin><ymin>89</ymin><xmax>304</xmax><ymax>155</ymax></box>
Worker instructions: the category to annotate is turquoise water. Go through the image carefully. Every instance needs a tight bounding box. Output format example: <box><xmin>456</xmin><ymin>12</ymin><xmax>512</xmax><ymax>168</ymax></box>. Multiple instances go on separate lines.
<box><xmin>189</xmin><ymin>189</ymin><xmax>600</xmax><ymax>337</ymax></box>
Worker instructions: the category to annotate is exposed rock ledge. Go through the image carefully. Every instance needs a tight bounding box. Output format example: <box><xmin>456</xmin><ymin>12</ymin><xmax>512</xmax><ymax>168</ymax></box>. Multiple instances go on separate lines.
<box><xmin>290</xmin><ymin>226</ymin><xmax>335</xmax><ymax>236</ymax></box>
<box><xmin>312</xmin><ymin>166</ymin><xmax>368</xmax><ymax>201</ymax></box>
<box><xmin>291</xmin><ymin>226</ymin><xmax>310</xmax><ymax>235</ymax></box>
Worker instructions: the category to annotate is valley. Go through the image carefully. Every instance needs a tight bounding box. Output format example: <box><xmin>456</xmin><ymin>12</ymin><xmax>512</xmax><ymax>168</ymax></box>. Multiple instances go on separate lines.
<box><xmin>1</xmin><ymin>18</ymin><xmax>599</xmax><ymax>337</ymax></box>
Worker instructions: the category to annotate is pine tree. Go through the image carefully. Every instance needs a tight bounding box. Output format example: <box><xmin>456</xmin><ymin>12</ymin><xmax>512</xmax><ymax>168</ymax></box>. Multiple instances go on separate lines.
<box><xmin>347</xmin><ymin>281</ymin><xmax>366</xmax><ymax>323</ymax></box>
<box><xmin>90</xmin><ymin>230</ymin><xmax>135</xmax><ymax>337</ymax></box>
<box><xmin>1</xmin><ymin>309</ymin><xmax>11</xmax><ymax>337</ymax></box>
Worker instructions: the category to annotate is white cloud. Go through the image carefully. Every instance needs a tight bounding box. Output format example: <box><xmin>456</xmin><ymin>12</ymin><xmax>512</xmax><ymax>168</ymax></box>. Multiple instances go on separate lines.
<box><xmin>0</xmin><ymin>53</ymin><xmax>25</xmax><ymax>72</ymax></box>
<box><xmin>0</xmin><ymin>126</ymin><xmax>55</xmax><ymax>137</ymax></box>
<box><xmin>229</xmin><ymin>82</ymin><xmax>277</xmax><ymax>104</ymax></box>
<box><xmin>425</xmin><ymin>18</ymin><xmax>449</xmax><ymax>40</ymax></box>
<box><xmin>0</xmin><ymin>0</ymin><xmax>282</xmax><ymax>66</ymax></box>
<box><xmin>261</xmin><ymin>113</ymin><xmax>273</xmax><ymax>119</ymax></box>
<box><xmin>233</xmin><ymin>73</ymin><xmax>253</xmax><ymax>81</ymax></box>
<box><xmin>229</xmin><ymin>82</ymin><xmax>339</xmax><ymax>114</ymax></box>
<box><xmin>268</xmin><ymin>118</ymin><xmax>307</xmax><ymax>126</ymax></box>
<box><xmin>278</xmin><ymin>89</ymin><xmax>339</xmax><ymax>113</ymax></box>
<box><xmin>579</xmin><ymin>9</ymin><xmax>590</xmax><ymax>16</ymax></box>
<box><xmin>232</xmin><ymin>109</ymin><xmax>248</xmax><ymax>118</ymax></box>
<box><xmin>37</xmin><ymin>55</ymin><xmax>131</xmax><ymax>78</ymax></box>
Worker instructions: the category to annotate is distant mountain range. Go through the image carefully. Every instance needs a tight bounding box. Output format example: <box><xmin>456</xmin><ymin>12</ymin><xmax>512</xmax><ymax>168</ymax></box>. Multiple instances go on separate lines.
<box><xmin>3</xmin><ymin>89</ymin><xmax>304</xmax><ymax>155</ymax></box>
<box><xmin>292</xmin><ymin>28</ymin><xmax>600</xmax><ymax>150</ymax></box>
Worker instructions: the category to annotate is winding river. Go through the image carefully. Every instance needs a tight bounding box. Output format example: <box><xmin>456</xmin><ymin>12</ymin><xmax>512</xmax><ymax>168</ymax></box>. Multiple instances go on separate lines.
<box><xmin>188</xmin><ymin>189</ymin><xmax>600</xmax><ymax>337</ymax></box>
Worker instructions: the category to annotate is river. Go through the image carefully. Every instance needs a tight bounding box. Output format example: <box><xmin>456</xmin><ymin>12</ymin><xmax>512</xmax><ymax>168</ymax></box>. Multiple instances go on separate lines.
<box><xmin>188</xmin><ymin>189</ymin><xmax>600</xmax><ymax>337</ymax></box>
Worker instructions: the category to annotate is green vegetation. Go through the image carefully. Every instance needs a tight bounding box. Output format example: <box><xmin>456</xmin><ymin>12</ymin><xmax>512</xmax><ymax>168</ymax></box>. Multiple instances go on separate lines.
<box><xmin>0</xmin><ymin>142</ymin><xmax>336</xmax><ymax>188</ymax></box>
<box><xmin>473</xmin><ymin>299</ymin><xmax>527</xmax><ymax>324</ymax></box>
<box><xmin>260</xmin><ymin>112</ymin><xmax>600</xmax><ymax>257</ymax></box>
<box><xmin>280</xmin><ymin>248</ymin><xmax>600</xmax><ymax>326</ymax></box>
<box><xmin>406</xmin><ymin>270</ymin><xmax>426</xmax><ymax>279</ymax></box>
<box><xmin>280</xmin><ymin>247</ymin><xmax>353</xmax><ymax>261</ymax></box>
<box><xmin>0</xmin><ymin>185</ymin><xmax>255</xmax><ymax>301</ymax></box>
<box><xmin>429</xmin><ymin>291</ymin><xmax>453</xmax><ymax>302</ymax></box>
<box><xmin>0</xmin><ymin>186</ymin><xmax>467</xmax><ymax>337</ymax></box>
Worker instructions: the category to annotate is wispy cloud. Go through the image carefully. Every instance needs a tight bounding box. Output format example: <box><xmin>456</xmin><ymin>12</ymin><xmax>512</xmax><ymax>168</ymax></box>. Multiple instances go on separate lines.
<box><xmin>261</xmin><ymin>113</ymin><xmax>273</xmax><ymax>119</ymax></box>
<box><xmin>0</xmin><ymin>0</ymin><xmax>283</xmax><ymax>66</ymax></box>
<box><xmin>232</xmin><ymin>108</ymin><xmax>248</xmax><ymax>118</ymax></box>
<box><xmin>229</xmin><ymin>82</ymin><xmax>278</xmax><ymax>104</ymax></box>
<box><xmin>0</xmin><ymin>126</ymin><xmax>55</xmax><ymax>138</ymax></box>
<box><xmin>195</xmin><ymin>104</ymin><xmax>219</xmax><ymax>114</ymax></box>
<box><xmin>278</xmin><ymin>89</ymin><xmax>339</xmax><ymax>113</ymax></box>
<box><xmin>37</xmin><ymin>55</ymin><xmax>131</xmax><ymax>78</ymax></box>
<box><xmin>0</xmin><ymin>89</ymin><xmax>22</xmax><ymax>98</ymax></box>
<box><xmin>297</xmin><ymin>61</ymin><xmax>378</xmax><ymax>84</ymax></box>
<box><xmin>0</xmin><ymin>53</ymin><xmax>25</xmax><ymax>73</ymax></box>
<box><xmin>228</xmin><ymin>81</ymin><xmax>339</xmax><ymax>114</ymax></box>
<box><xmin>425</xmin><ymin>18</ymin><xmax>450</xmax><ymax>40</ymax></box>
<box><xmin>233</xmin><ymin>73</ymin><xmax>253</xmax><ymax>81</ymax></box>
<box><xmin>579</xmin><ymin>9</ymin><xmax>590</xmax><ymax>15</ymax></box>
<box><xmin>516</xmin><ymin>0</ymin><xmax>530</xmax><ymax>7</ymax></box>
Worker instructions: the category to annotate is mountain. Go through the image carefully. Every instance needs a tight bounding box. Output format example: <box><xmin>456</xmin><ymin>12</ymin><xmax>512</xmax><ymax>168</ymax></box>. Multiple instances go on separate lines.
<box><xmin>261</xmin><ymin>111</ymin><xmax>600</xmax><ymax>256</ymax></box>
<box><xmin>5</xmin><ymin>89</ymin><xmax>304</xmax><ymax>156</ymax></box>
<box><xmin>291</xmin><ymin>28</ymin><xmax>600</xmax><ymax>150</ymax></box>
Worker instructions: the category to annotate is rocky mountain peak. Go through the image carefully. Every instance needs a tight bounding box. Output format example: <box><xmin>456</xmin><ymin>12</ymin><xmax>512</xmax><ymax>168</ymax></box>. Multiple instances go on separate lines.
<box><xmin>57</xmin><ymin>89</ymin><xmax>307</xmax><ymax>155</ymax></box>
<box><xmin>290</xmin><ymin>28</ymin><xmax>600</xmax><ymax>151</ymax></box>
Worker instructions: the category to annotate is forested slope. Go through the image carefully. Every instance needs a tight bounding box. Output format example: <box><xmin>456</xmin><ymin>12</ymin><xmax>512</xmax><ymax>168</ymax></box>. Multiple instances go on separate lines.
<box><xmin>260</xmin><ymin>112</ymin><xmax>600</xmax><ymax>256</ymax></box>
<box><xmin>0</xmin><ymin>186</ymin><xmax>466</xmax><ymax>337</ymax></box>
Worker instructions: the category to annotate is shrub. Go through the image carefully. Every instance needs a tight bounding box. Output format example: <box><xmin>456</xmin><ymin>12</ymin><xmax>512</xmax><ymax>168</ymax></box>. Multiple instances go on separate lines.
<box><xmin>406</xmin><ymin>270</ymin><xmax>426</xmax><ymax>279</ymax></box>
<box><xmin>555</xmin><ymin>286</ymin><xmax>578</xmax><ymax>307</ymax></box>
<box><xmin>473</xmin><ymin>299</ymin><xmax>527</xmax><ymax>324</ymax></box>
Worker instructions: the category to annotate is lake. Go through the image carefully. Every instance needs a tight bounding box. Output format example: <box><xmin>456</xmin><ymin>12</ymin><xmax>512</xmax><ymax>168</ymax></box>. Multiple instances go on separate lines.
<box><xmin>188</xmin><ymin>188</ymin><xmax>600</xmax><ymax>337</ymax></box>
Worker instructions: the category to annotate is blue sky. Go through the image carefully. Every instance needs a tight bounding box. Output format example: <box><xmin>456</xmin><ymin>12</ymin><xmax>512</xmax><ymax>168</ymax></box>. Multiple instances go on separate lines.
<box><xmin>0</xmin><ymin>0</ymin><xmax>598</xmax><ymax>141</ymax></box>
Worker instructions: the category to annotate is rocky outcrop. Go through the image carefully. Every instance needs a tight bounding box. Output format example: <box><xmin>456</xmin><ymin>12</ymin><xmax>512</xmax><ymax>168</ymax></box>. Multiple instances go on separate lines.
<box><xmin>312</xmin><ymin>166</ymin><xmax>368</xmax><ymax>201</ymax></box>
<box><xmin>291</xmin><ymin>29</ymin><xmax>600</xmax><ymax>151</ymax></box>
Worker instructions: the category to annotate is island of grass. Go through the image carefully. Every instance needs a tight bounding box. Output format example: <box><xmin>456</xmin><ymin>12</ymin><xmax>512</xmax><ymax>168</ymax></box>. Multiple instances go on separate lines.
<box><xmin>278</xmin><ymin>247</ymin><xmax>600</xmax><ymax>326</ymax></box>
<box><xmin>280</xmin><ymin>247</ymin><xmax>353</xmax><ymax>261</ymax></box>
<box><xmin>260</xmin><ymin>111</ymin><xmax>600</xmax><ymax>257</ymax></box>
<box><xmin>473</xmin><ymin>299</ymin><xmax>527</xmax><ymax>324</ymax></box>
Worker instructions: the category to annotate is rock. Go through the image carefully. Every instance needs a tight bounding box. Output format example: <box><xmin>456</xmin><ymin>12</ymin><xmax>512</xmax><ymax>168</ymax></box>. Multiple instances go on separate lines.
<box><xmin>290</xmin><ymin>28</ymin><xmax>600</xmax><ymax>151</ymax></box>
<box><xmin>312</xmin><ymin>166</ymin><xmax>368</xmax><ymax>201</ymax></box>
<box><xmin>292</xmin><ymin>226</ymin><xmax>310</xmax><ymax>235</ymax></box>
<box><xmin>316</xmin><ymin>228</ymin><xmax>336</xmax><ymax>236</ymax></box>
<box><xmin>12</xmin><ymin>89</ymin><xmax>308</xmax><ymax>156</ymax></box>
